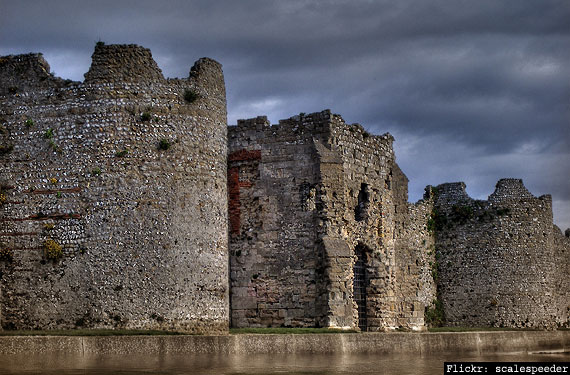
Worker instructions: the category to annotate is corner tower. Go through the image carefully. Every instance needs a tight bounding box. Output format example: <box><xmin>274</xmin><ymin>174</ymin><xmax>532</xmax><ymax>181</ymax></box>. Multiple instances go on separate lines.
<box><xmin>228</xmin><ymin>110</ymin><xmax>429</xmax><ymax>331</ymax></box>
<box><xmin>432</xmin><ymin>179</ymin><xmax>569</xmax><ymax>329</ymax></box>
<box><xmin>0</xmin><ymin>44</ymin><xmax>228</xmax><ymax>333</ymax></box>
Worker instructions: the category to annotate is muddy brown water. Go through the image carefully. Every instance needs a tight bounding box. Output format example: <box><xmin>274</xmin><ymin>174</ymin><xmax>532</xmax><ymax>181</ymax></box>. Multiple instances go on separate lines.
<box><xmin>0</xmin><ymin>352</ymin><xmax>568</xmax><ymax>374</ymax></box>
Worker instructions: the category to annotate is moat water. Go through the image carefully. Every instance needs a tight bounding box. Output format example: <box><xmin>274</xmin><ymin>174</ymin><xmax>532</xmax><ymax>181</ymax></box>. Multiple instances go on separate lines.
<box><xmin>0</xmin><ymin>352</ymin><xmax>567</xmax><ymax>374</ymax></box>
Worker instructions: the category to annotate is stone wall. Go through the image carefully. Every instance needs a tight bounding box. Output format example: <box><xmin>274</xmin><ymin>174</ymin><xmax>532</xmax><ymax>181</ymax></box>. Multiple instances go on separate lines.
<box><xmin>403</xmin><ymin>192</ymin><xmax>437</xmax><ymax>315</ymax></box>
<box><xmin>323</xmin><ymin>114</ymin><xmax>428</xmax><ymax>330</ymax></box>
<box><xmin>432</xmin><ymin>179</ymin><xmax>569</xmax><ymax>329</ymax></box>
<box><xmin>228</xmin><ymin>114</ymin><xmax>324</xmax><ymax>328</ymax></box>
<box><xmin>1</xmin><ymin>330</ymin><xmax>568</xmax><ymax>356</ymax></box>
<box><xmin>553</xmin><ymin>225</ymin><xmax>570</xmax><ymax>326</ymax></box>
<box><xmin>0</xmin><ymin>44</ymin><xmax>229</xmax><ymax>333</ymax></box>
<box><xmin>228</xmin><ymin>110</ymin><xmax>431</xmax><ymax>330</ymax></box>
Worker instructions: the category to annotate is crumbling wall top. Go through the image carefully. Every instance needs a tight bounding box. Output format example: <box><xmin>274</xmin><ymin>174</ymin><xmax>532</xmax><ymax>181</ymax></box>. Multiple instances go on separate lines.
<box><xmin>235</xmin><ymin>116</ymin><xmax>271</xmax><ymax>130</ymax></box>
<box><xmin>488</xmin><ymin>178</ymin><xmax>539</xmax><ymax>203</ymax></box>
<box><xmin>232</xmin><ymin>110</ymin><xmax>394</xmax><ymax>151</ymax></box>
<box><xmin>233</xmin><ymin>110</ymin><xmax>334</xmax><ymax>134</ymax></box>
<box><xmin>84</xmin><ymin>43</ymin><xmax>164</xmax><ymax>84</ymax></box>
<box><xmin>434</xmin><ymin>179</ymin><xmax>551</xmax><ymax>207</ymax></box>
<box><xmin>434</xmin><ymin>182</ymin><xmax>470</xmax><ymax>204</ymax></box>
<box><xmin>2</xmin><ymin>44</ymin><xmax>225</xmax><ymax>91</ymax></box>
<box><xmin>0</xmin><ymin>53</ymin><xmax>61</xmax><ymax>95</ymax></box>
<box><xmin>189</xmin><ymin>57</ymin><xmax>225</xmax><ymax>85</ymax></box>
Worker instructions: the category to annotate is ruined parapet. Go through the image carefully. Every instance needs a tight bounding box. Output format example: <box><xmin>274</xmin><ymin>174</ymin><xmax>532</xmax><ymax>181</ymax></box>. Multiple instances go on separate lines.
<box><xmin>0</xmin><ymin>53</ymin><xmax>65</xmax><ymax>96</ymax></box>
<box><xmin>228</xmin><ymin>110</ymin><xmax>427</xmax><ymax>331</ymax></box>
<box><xmin>236</xmin><ymin>116</ymin><xmax>270</xmax><ymax>129</ymax></box>
<box><xmin>432</xmin><ymin>179</ymin><xmax>567</xmax><ymax>329</ymax></box>
<box><xmin>189</xmin><ymin>57</ymin><xmax>226</xmax><ymax>98</ymax></box>
<box><xmin>434</xmin><ymin>182</ymin><xmax>470</xmax><ymax>206</ymax></box>
<box><xmin>489</xmin><ymin>178</ymin><xmax>535</xmax><ymax>203</ymax></box>
<box><xmin>84</xmin><ymin>43</ymin><xmax>164</xmax><ymax>84</ymax></box>
<box><xmin>0</xmin><ymin>44</ymin><xmax>228</xmax><ymax>333</ymax></box>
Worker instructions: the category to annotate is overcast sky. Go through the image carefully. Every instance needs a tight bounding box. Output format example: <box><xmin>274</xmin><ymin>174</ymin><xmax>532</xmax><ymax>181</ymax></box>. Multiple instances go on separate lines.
<box><xmin>1</xmin><ymin>0</ymin><xmax>569</xmax><ymax>230</ymax></box>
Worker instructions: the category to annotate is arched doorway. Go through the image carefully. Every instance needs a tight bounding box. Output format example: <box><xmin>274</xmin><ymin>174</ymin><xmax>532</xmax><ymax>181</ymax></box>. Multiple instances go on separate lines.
<box><xmin>353</xmin><ymin>244</ymin><xmax>369</xmax><ymax>331</ymax></box>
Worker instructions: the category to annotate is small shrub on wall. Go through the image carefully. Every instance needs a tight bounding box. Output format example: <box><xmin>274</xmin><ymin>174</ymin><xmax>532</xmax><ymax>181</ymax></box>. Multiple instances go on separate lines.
<box><xmin>425</xmin><ymin>299</ymin><xmax>445</xmax><ymax>327</ymax></box>
<box><xmin>158</xmin><ymin>138</ymin><xmax>171</xmax><ymax>150</ymax></box>
<box><xmin>183</xmin><ymin>89</ymin><xmax>198</xmax><ymax>103</ymax></box>
<box><xmin>0</xmin><ymin>244</ymin><xmax>13</xmax><ymax>262</ymax></box>
<box><xmin>43</xmin><ymin>239</ymin><xmax>63</xmax><ymax>260</ymax></box>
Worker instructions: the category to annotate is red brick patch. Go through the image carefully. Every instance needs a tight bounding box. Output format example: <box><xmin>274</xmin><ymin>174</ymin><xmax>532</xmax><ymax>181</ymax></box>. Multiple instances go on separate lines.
<box><xmin>27</xmin><ymin>187</ymin><xmax>81</xmax><ymax>194</ymax></box>
<box><xmin>228</xmin><ymin>149</ymin><xmax>261</xmax><ymax>235</ymax></box>
<box><xmin>1</xmin><ymin>213</ymin><xmax>81</xmax><ymax>222</ymax></box>
<box><xmin>228</xmin><ymin>149</ymin><xmax>261</xmax><ymax>162</ymax></box>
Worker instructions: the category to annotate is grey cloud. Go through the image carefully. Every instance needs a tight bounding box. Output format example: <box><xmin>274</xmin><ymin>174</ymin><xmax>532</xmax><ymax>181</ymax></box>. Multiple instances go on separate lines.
<box><xmin>1</xmin><ymin>0</ymin><xmax>568</xmax><ymax>228</ymax></box>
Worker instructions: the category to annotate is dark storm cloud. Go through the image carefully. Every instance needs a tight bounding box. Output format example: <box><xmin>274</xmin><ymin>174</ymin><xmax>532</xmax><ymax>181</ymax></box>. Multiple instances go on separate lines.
<box><xmin>1</xmin><ymin>0</ymin><xmax>568</xmax><ymax>228</ymax></box>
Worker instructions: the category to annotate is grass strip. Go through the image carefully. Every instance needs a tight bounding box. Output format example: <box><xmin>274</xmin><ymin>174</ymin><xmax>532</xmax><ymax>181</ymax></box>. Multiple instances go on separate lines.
<box><xmin>0</xmin><ymin>329</ymin><xmax>185</xmax><ymax>336</ymax></box>
<box><xmin>230</xmin><ymin>327</ymin><xmax>357</xmax><ymax>334</ymax></box>
<box><xmin>0</xmin><ymin>327</ymin><xmax>555</xmax><ymax>336</ymax></box>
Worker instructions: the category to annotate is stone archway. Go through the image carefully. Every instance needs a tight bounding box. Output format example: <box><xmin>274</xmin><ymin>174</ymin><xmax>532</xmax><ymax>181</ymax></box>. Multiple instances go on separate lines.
<box><xmin>353</xmin><ymin>243</ymin><xmax>370</xmax><ymax>331</ymax></box>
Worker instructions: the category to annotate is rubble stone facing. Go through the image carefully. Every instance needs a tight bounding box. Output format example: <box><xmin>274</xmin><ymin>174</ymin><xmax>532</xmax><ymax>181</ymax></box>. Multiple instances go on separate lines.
<box><xmin>432</xmin><ymin>179</ymin><xmax>569</xmax><ymax>329</ymax></box>
<box><xmin>0</xmin><ymin>45</ymin><xmax>228</xmax><ymax>333</ymax></box>
<box><xmin>228</xmin><ymin>111</ymin><xmax>435</xmax><ymax>331</ymax></box>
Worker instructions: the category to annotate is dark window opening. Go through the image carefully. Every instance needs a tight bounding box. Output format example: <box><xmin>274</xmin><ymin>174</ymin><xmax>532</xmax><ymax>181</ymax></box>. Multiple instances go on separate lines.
<box><xmin>353</xmin><ymin>244</ymin><xmax>369</xmax><ymax>331</ymax></box>
<box><xmin>354</xmin><ymin>183</ymin><xmax>369</xmax><ymax>221</ymax></box>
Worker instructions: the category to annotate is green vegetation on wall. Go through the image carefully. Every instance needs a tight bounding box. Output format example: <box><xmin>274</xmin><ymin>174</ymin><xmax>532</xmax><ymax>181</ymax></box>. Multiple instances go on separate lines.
<box><xmin>425</xmin><ymin>299</ymin><xmax>445</xmax><ymax>327</ymax></box>
<box><xmin>43</xmin><ymin>239</ymin><xmax>63</xmax><ymax>261</ymax></box>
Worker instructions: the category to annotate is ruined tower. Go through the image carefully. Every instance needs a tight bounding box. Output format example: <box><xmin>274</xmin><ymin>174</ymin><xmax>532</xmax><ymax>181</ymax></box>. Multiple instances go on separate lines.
<box><xmin>227</xmin><ymin>111</ymin><xmax>568</xmax><ymax>331</ymax></box>
<box><xmin>0</xmin><ymin>44</ymin><xmax>229</xmax><ymax>333</ymax></box>
<box><xmin>228</xmin><ymin>110</ymin><xmax>434</xmax><ymax>331</ymax></box>
<box><xmin>430</xmin><ymin>179</ymin><xmax>569</xmax><ymax>329</ymax></box>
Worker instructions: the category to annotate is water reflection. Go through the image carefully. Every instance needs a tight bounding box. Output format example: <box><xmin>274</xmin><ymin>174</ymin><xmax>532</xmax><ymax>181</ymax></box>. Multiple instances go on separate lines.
<box><xmin>0</xmin><ymin>352</ymin><xmax>568</xmax><ymax>374</ymax></box>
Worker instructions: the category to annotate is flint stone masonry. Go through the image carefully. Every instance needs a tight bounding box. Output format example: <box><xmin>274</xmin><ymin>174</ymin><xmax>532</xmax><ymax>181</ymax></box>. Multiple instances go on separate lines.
<box><xmin>431</xmin><ymin>179</ymin><xmax>569</xmax><ymax>329</ymax></box>
<box><xmin>228</xmin><ymin>110</ymin><xmax>435</xmax><ymax>331</ymax></box>
<box><xmin>0</xmin><ymin>44</ymin><xmax>228</xmax><ymax>333</ymax></box>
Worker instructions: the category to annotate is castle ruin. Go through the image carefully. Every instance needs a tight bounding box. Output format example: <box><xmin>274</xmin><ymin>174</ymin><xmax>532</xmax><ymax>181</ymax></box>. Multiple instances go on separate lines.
<box><xmin>228</xmin><ymin>113</ymin><xmax>434</xmax><ymax>331</ymax></box>
<box><xmin>1</xmin><ymin>44</ymin><xmax>568</xmax><ymax>333</ymax></box>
